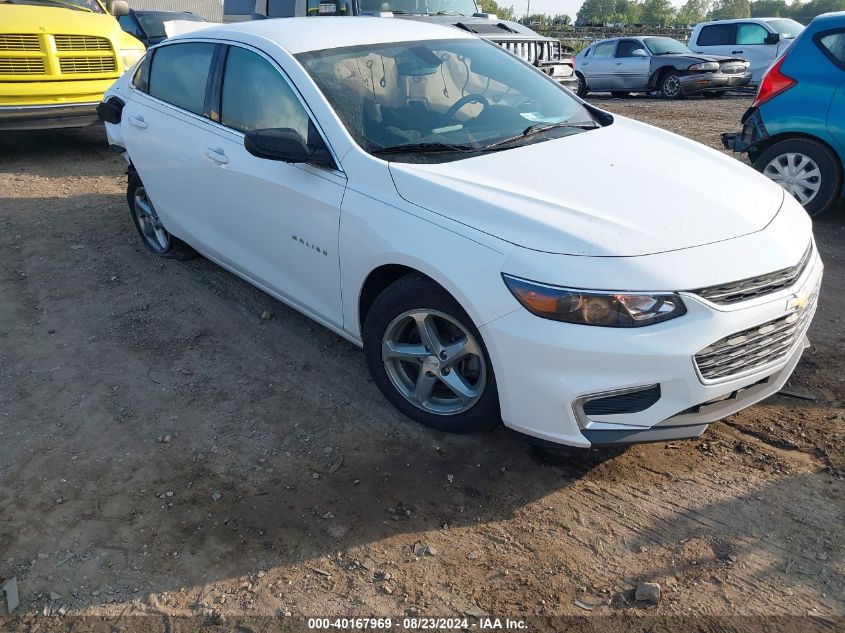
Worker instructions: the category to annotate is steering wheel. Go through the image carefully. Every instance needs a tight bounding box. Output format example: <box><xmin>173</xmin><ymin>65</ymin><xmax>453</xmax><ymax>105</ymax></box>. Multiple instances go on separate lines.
<box><xmin>446</xmin><ymin>94</ymin><xmax>489</xmax><ymax>120</ymax></box>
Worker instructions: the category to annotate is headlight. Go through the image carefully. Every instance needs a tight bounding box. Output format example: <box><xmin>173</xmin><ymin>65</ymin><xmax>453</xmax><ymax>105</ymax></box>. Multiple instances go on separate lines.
<box><xmin>502</xmin><ymin>275</ymin><xmax>687</xmax><ymax>328</ymax></box>
<box><xmin>688</xmin><ymin>61</ymin><xmax>720</xmax><ymax>72</ymax></box>
<box><xmin>120</xmin><ymin>49</ymin><xmax>145</xmax><ymax>71</ymax></box>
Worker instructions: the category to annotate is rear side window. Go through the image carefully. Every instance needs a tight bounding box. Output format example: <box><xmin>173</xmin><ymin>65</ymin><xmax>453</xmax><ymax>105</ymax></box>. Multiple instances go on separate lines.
<box><xmin>697</xmin><ymin>24</ymin><xmax>734</xmax><ymax>46</ymax></box>
<box><xmin>592</xmin><ymin>41</ymin><xmax>616</xmax><ymax>58</ymax></box>
<box><xmin>818</xmin><ymin>30</ymin><xmax>845</xmax><ymax>68</ymax></box>
<box><xmin>220</xmin><ymin>46</ymin><xmax>310</xmax><ymax>138</ymax></box>
<box><xmin>149</xmin><ymin>42</ymin><xmax>215</xmax><ymax>115</ymax></box>
<box><xmin>736</xmin><ymin>23</ymin><xmax>770</xmax><ymax>45</ymax></box>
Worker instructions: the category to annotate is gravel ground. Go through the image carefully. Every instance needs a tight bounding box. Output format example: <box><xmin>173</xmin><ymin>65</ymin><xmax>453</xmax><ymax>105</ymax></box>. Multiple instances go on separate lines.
<box><xmin>0</xmin><ymin>95</ymin><xmax>843</xmax><ymax>633</ymax></box>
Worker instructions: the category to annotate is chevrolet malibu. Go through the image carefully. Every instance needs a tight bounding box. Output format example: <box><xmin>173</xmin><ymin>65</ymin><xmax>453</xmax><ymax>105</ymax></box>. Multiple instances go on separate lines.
<box><xmin>100</xmin><ymin>18</ymin><xmax>823</xmax><ymax>447</ymax></box>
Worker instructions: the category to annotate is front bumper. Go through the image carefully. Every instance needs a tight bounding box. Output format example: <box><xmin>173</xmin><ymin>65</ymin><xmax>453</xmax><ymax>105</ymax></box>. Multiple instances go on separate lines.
<box><xmin>679</xmin><ymin>71</ymin><xmax>752</xmax><ymax>95</ymax></box>
<box><xmin>0</xmin><ymin>102</ymin><xmax>101</xmax><ymax>131</ymax></box>
<box><xmin>481</xmin><ymin>252</ymin><xmax>822</xmax><ymax>447</ymax></box>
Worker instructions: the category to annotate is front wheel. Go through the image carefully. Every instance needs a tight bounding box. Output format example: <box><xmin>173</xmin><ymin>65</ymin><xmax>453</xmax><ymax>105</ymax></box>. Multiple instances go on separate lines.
<box><xmin>363</xmin><ymin>274</ymin><xmax>500</xmax><ymax>434</ymax></box>
<box><xmin>753</xmin><ymin>138</ymin><xmax>843</xmax><ymax>217</ymax></box>
<box><xmin>126</xmin><ymin>172</ymin><xmax>196</xmax><ymax>259</ymax></box>
<box><xmin>660</xmin><ymin>72</ymin><xmax>684</xmax><ymax>100</ymax></box>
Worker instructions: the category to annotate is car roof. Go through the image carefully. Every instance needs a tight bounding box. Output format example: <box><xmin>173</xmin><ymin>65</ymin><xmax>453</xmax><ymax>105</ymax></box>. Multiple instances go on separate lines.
<box><xmin>168</xmin><ymin>16</ymin><xmax>476</xmax><ymax>55</ymax></box>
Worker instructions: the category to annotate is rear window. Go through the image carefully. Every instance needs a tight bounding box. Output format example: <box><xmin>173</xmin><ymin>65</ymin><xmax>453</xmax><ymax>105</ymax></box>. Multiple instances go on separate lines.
<box><xmin>818</xmin><ymin>30</ymin><xmax>845</xmax><ymax>68</ymax></box>
<box><xmin>697</xmin><ymin>24</ymin><xmax>734</xmax><ymax>46</ymax></box>
<box><xmin>149</xmin><ymin>42</ymin><xmax>215</xmax><ymax>115</ymax></box>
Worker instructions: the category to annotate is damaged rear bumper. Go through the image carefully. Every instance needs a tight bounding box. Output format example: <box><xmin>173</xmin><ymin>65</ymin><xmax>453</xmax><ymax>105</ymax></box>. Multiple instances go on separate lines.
<box><xmin>722</xmin><ymin>107</ymin><xmax>768</xmax><ymax>153</ymax></box>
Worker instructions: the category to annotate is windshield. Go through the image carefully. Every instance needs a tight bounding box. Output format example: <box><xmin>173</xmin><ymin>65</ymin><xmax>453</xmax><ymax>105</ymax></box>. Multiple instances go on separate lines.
<box><xmin>136</xmin><ymin>11</ymin><xmax>203</xmax><ymax>38</ymax></box>
<box><xmin>297</xmin><ymin>39</ymin><xmax>598</xmax><ymax>163</ymax></box>
<box><xmin>358</xmin><ymin>0</ymin><xmax>477</xmax><ymax>15</ymax></box>
<box><xmin>764</xmin><ymin>18</ymin><xmax>804</xmax><ymax>39</ymax></box>
<box><xmin>0</xmin><ymin>0</ymin><xmax>105</xmax><ymax>11</ymax></box>
<box><xmin>643</xmin><ymin>37</ymin><xmax>692</xmax><ymax>55</ymax></box>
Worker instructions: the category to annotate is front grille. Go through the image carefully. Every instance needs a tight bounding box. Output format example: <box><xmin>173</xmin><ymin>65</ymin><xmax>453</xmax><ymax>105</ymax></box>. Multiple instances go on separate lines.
<box><xmin>0</xmin><ymin>57</ymin><xmax>46</xmax><ymax>75</ymax></box>
<box><xmin>0</xmin><ymin>34</ymin><xmax>40</xmax><ymax>51</ymax></box>
<box><xmin>720</xmin><ymin>62</ymin><xmax>747</xmax><ymax>75</ymax></box>
<box><xmin>583</xmin><ymin>385</ymin><xmax>661</xmax><ymax>416</ymax></box>
<box><xmin>694</xmin><ymin>282</ymin><xmax>818</xmax><ymax>381</ymax></box>
<box><xmin>59</xmin><ymin>56</ymin><xmax>116</xmax><ymax>74</ymax></box>
<box><xmin>498</xmin><ymin>40</ymin><xmax>561</xmax><ymax>64</ymax></box>
<box><xmin>693</xmin><ymin>243</ymin><xmax>813</xmax><ymax>305</ymax></box>
<box><xmin>54</xmin><ymin>34</ymin><xmax>111</xmax><ymax>51</ymax></box>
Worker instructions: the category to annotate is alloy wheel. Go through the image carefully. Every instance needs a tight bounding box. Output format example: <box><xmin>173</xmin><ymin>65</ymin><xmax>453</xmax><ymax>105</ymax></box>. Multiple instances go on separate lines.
<box><xmin>662</xmin><ymin>74</ymin><xmax>681</xmax><ymax>98</ymax></box>
<box><xmin>381</xmin><ymin>309</ymin><xmax>487</xmax><ymax>416</ymax></box>
<box><xmin>763</xmin><ymin>152</ymin><xmax>822</xmax><ymax>206</ymax></box>
<box><xmin>133</xmin><ymin>186</ymin><xmax>171</xmax><ymax>253</ymax></box>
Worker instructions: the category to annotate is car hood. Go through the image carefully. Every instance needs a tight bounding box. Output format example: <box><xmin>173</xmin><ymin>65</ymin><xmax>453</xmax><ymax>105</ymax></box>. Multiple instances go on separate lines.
<box><xmin>388</xmin><ymin>117</ymin><xmax>785</xmax><ymax>257</ymax></box>
<box><xmin>1</xmin><ymin>4</ymin><xmax>143</xmax><ymax>49</ymax></box>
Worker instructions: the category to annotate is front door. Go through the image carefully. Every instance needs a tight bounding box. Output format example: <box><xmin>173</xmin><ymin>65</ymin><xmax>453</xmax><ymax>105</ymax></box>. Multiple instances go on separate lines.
<box><xmin>733</xmin><ymin>22</ymin><xmax>778</xmax><ymax>83</ymax></box>
<box><xmin>199</xmin><ymin>44</ymin><xmax>346</xmax><ymax>326</ymax></box>
<box><xmin>612</xmin><ymin>39</ymin><xmax>651</xmax><ymax>91</ymax></box>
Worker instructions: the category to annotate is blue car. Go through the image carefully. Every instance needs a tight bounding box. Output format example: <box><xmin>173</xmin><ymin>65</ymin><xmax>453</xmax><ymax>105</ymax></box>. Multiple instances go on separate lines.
<box><xmin>723</xmin><ymin>11</ymin><xmax>845</xmax><ymax>217</ymax></box>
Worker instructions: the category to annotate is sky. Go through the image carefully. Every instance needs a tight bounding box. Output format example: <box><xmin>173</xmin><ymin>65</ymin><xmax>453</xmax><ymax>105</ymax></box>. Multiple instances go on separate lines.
<box><xmin>504</xmin><ymin>0</ymin><xmax>685</xmax><ymax>18</ymax></box>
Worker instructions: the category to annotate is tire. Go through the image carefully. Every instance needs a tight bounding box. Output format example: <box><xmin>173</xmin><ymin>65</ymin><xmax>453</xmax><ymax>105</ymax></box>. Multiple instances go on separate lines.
<box><xmin>363</xmin><ymin>273</ymin><xmax>500</xmax><ymax>434</ymax></box>
<box><xmin>575</xmin><ymin>72</ymin><xmax>588</xmax><ymax>99</ymax></box>
<box><xmin>659</xmin><ymin>71</ymin><xmax>684</xmax><ymax>100</ymax></box>
<box><xmin>610</xmin><ymin>91</ymin><xmax>630</xmax><ymax>98</ymax></box>
<box><xmin>753</xmin><ymin>138</ymin><xmax>843</xmax><ymax>217</ymax></box>
<box><xmin>127</xmin><ymin>172</ymin><xmax>195</xmax><ymax>259</ymax></box>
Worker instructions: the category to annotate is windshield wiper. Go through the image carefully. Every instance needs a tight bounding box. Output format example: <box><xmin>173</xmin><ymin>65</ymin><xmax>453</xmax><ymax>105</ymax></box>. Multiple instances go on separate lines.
<box><xmin>481</xmin><ymin>121</ymin><xmax>599</xmax><ymax>151</ymax></box>
<box><xmin>371</xmin><ymin>141</ymin><xmax>478</xmax><ymax>155</ymax></box>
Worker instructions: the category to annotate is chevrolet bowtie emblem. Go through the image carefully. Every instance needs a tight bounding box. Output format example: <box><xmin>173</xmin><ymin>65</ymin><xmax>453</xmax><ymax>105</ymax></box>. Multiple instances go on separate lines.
<box><xmin>786</xmin><ymin>292</ymin><xmax>810</xmax><ymax>311</ymax></box>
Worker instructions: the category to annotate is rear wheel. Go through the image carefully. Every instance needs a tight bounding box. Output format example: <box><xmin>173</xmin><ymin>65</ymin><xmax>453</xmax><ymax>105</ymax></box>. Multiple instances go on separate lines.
<box><xmin>660</xmin><ymin>72</ymin><xmax>684</xmax><ymax>100</ymax></box>
<box><xmin>575</xmin><ymin>72</ymin><xmax>588</xmax><ymax>98</ymax></box>
<box><xmin>753</xmin><ymin>138</ymin><xmax>843</xmax><ymax>217</ymax></box>
<box><xmin>363</xmin><ymin>274</ymin><xmax>500</xmax><ymax>434</ymax></box>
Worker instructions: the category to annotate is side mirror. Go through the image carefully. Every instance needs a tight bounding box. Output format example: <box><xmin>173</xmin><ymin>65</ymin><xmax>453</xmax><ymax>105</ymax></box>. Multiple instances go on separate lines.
<box><xmin>110</xmin><ymin>0</ymin><xmax>129</xmax><ymax>16</ymax></box>
<box><xmin>244</xmin><ymin>128</ymin><xmax>333</xmax><ymax>166</ymax></box>
<box><xmin>764</xmin><ymin>32</ymin><xmax>780</xmax><ymax>45</ymax></box>
<box><xmin>631</xmin><ymin>48</ymin><xmax>648</xmax><ymax>57</ymax></box>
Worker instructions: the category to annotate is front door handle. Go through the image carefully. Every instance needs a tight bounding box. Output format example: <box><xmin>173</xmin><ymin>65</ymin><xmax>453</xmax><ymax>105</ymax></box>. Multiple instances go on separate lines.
<box><xmin>615</xmin><ymin>61</ymin><xmax>622</xmax><ymax>65</ymax></box>
<box><xmin>206</xmin><ymin>148</ymin><xmax>229</xmax><ymax>165</ymax></box>
<box><xmin>732</xmin><ymin>50</ymin><xmax>743</xmax><ymax>54</ymax></box>
<box><xmin>128</xmin><ymin>116</ymin><xmax>148</xmax><ymax>130</ymax></box>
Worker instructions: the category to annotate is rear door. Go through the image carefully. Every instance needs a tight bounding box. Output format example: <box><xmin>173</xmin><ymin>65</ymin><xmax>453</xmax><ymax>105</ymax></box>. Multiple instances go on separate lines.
<box><xmin>691</xmin><ymin>22</ymin><xmax>736</xmax><ymax>58</ymax></box>
<box><xmin>733</xmin><ymin>22</ymin><xmax>778</xmax><ymax>82</ymax></box>
<box><xmin>121</xmin><ymin>41</ymin><xmax>220</xmax><ymax>241</ymax></box>
<box><xmin>613</xmin><ymin>39</ymin><xmax>651</xmax><ymax>91</ymax></box>
<box><xmin>580</xmin><ymin>40</ymin><xmax>616</xmax><ymax>91</ymax></box>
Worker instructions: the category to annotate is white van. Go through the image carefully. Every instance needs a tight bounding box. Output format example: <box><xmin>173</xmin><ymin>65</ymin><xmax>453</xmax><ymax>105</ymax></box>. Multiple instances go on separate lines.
<box><xmin>689</xmin><ymin>17</ymin><xmax>804</xmax><ymax>83</ymax></box>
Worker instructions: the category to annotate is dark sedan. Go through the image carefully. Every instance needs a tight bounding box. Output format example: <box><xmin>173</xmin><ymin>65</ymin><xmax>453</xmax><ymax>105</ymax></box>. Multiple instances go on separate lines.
<box><xmin>574</xmin><ymin>36</ymin><xmax>751</xmax><ymax>99</ymax></box>
<box><xmin>118</xmin><ymin>9</ymin><xmax>205</xmax><ymax>48</ymax></box>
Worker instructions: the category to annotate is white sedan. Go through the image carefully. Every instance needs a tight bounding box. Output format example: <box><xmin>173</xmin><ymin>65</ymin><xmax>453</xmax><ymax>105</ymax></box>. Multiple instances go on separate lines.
<box><xmin>101</xmin><ymin>17</ymin><xmax>822</xmax><ymax>447</ymax></box>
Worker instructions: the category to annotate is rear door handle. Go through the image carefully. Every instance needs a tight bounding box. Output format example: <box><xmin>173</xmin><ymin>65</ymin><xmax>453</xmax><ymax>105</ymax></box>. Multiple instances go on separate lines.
<box><xmin>732</xmin><ymin>50</ymin><xmax>743</xmax><ymax>54</ymax></box>
<box><xmin>128</xmin><ymin>115</ymin><xmax>148</xmax><ymax>130</ymax></box>
<box><xmin>206</xmin><ymin>147</ymin><xmax>229</xmax><ymax>165</ymax></box>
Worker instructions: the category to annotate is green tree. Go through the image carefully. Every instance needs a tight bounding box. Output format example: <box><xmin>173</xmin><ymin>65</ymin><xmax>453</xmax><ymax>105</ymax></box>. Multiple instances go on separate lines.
<box><xmin>750</xmin><ymin>0</ymin><xmax>788</xmax><ymax>16</ymax></box>
<box><xmin>788</xmin><ymin>0</ymin><xmax>845</xmax><ymax>22</ymax></box>
<box><xmin>610</xmin><ymin>0</ymin><xmax>643</xmax><ymax>23</ymax></box>
<box><xmin>676</xmin><ymin>0</ymin><xmax>711</xmax><ymax>23</ymax></box>
<box><xmin>711</xmin><ymin>0</ymin><xmax>751</xmax><ymax>19</ymax></box>
<box><xmin>640</xmin><ymin>0</ymin><xmax>676</xmax><ymax>24</ymax></box>
<box><xmin>477</xmin><ymin>0</ymin><xmax>515</xmax><ymax>20</ymax></box>
<box><xmin>575</xmin><ymin>0</ymin><xmax>617</xmax><ymax>24</ymax></box>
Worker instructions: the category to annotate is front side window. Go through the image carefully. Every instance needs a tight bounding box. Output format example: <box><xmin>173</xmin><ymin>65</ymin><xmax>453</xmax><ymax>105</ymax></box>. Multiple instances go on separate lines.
<box><xmin>736</xmin><ymin>23</ymin><xmax>770</xmax><ymax>45</ymax></box>
<box><xmin>765</xmin><ymin>18</ymin><xmax>804</xmax><ymax>39</ymax></box>
<box><xmin>697</xmin><ymin>24</ymin><xmax>734</xmax><ymax>46</ymax></box>
<box><xmin>297</xmin><ymin>38</ymin><xmax>598</xmax><ymax>163</ymax></box>
<box><xmin>615</xmin><ymin>40</ymin><xmax>644</xmax><ymax>58</ymax></box>
<box><xmin>592</xmin><ymin>41</ymin><xmax>616</xmax><ymax>58</ymax></box>
<box><xmin>220</xmin><ymin>46</ymin><xmax>310</xmax><ymax>138</ymax></box>
<box><xmin>818</xmin><ymin>30</ymin><xmax>845</xmax><ymax>68</ymax></box>
<box><xmin>149</xmin><ymin>42</ymin><xmax>215</xmax><ymax>115</ymax></box>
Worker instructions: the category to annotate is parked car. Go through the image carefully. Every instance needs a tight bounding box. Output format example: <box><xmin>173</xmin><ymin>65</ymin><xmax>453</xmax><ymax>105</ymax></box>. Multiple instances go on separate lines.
<box><xmin>222</xmin><ymin>0</ymin><xmax>578</xmax><ymax>90</ymax></box>
<box><xmin>100</xmin><ymin>18</ymin><xmax>821</xmax><ymax>448</ymax></box>
<box><xmin>0</xmin><ymin>0</ymin><xmax>144</xmax><ymax>131</ymax></box>
<box><xmin>689</xmin><ymin>17</ymin><xmax>804</xmax><ymax>84</ymax></box>
<box><xmin>723</xmin><ymin>12</ymin><xmax>845</xmax><ymax>217</ymax></box>
<box><xmin>118</xmin><ymin>9</ymin><xmax>205</xmax><ymax>47</ymax></box>
<box><xmin>574</xmin><ymin>36</ymin><xmax>751</xmax><ymax>99</ymax></box>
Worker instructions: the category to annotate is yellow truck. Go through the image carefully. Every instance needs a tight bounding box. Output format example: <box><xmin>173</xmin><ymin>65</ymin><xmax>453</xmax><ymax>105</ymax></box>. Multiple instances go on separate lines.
<box><xmin>0</xmin><ymin>0</ymin><xmax>145</xmax><ymax>130</ymax></box>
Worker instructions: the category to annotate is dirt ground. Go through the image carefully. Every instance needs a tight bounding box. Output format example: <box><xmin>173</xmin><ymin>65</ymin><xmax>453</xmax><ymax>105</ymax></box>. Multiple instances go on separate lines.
<box><xmin>0</xmin><ymin>95</ymin><xmax>843</xmax><ymax>633</ymax></box>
